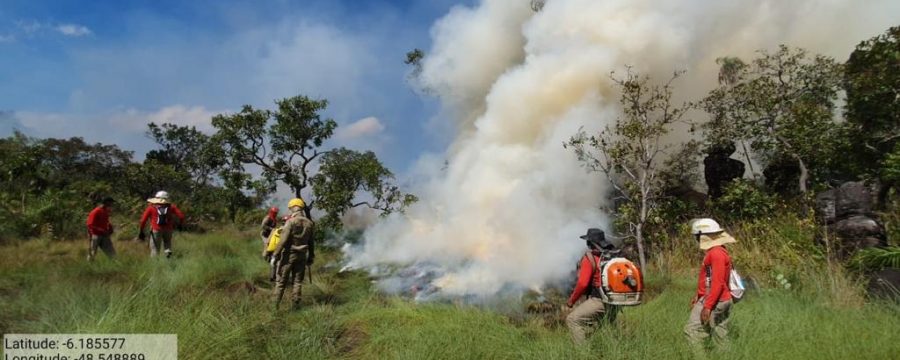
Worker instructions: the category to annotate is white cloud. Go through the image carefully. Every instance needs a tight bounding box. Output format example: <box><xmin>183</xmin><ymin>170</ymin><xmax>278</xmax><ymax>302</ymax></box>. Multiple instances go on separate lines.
<box><xmin>56</xmin><ymin>24</ymin><xmax>92</xmax><ymax>37</ymax></box>
<box><xmin>11</xmin><ymin>20</ymin><xmax>92</xmax><ymax>38</ymax></box>
<box><xmin>0</xmin><ymin>34</ymin><xmax>15</xmax><ymax>43</ymax></box>
<box><xmin>336</xmin><ymin>116</ymin><xmax>385</xmax><ymax>140</ymax></box>
<box><xmin>108</xmin><ymin>105</ymin><xmax>222</xmax><ymax>133</ymax></box>
<box><xmin>12</xmin><ymin>105</ymin><xmax>223</xmax><ymax>140</ymax></box>
<box><xmin>16</xmin><ymin>20</ymin><xmax>43</xmax><ymax>34</ymax></box>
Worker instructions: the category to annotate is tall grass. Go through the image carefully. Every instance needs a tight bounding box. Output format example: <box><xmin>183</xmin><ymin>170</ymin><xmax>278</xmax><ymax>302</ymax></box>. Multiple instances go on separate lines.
<box><xmin>2</xmin><ymin>227</ymin><xmax>899</xmax><ymax>360</ymax></box>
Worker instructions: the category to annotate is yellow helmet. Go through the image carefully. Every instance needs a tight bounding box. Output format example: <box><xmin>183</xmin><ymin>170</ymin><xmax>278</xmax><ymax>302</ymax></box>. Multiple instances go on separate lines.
<box><xmin>288</xmin><ymin>198</ymin><xmax>306</xmax><ymax>209</ymax></box>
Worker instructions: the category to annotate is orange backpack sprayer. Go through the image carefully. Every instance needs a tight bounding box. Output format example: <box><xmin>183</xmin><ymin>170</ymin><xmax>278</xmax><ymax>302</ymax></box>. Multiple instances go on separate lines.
<box><xmin>587</xmin><ymin>254</ymin><xmax>644</xmax><ymax>306</ymax></box>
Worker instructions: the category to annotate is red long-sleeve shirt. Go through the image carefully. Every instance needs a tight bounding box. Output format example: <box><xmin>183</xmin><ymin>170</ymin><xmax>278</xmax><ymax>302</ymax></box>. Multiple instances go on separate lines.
<box><xmin>567</xmin><ymin>252</ymin><xmax>603</xmax><ymax>306</ymax></box>
<box><xmin>696</xmin><ymin>246</ymin><xmax>733</xmax><ymax>310</ymax></box>
<box><xmin>86</xmin><ymin>206</ymin><xmax>113</xmax><ymax>236</ymax></box>
<box><xmin>139</xmin><ymin>204</ymin><xmax>185</xmax><ymax>232</ymax></box>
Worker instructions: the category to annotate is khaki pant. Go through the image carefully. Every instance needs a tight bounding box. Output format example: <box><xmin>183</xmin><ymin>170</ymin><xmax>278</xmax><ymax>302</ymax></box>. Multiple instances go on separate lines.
<box><xmin>273</xmin><ymin>250</ymin><xmax>307</xmax><ymax>309</ymax></box>
<box><xmin>150</xmin><ymin>231</ymin><xmax>173</xmax><ymax>258</ymax></box>
<box><xmin>684</xmin><ymin>298</ymin><xmax>732</xmax><ymax>349</ymax></box>
<box><xmin>89</xmin><ymin>234</ymin><xmax>116</xmax><ymax>260</ymax></box>
<box><xmin>566</xmin><ymin>297</ymin><xmax>619</xmax><ymax>344</ymax></box>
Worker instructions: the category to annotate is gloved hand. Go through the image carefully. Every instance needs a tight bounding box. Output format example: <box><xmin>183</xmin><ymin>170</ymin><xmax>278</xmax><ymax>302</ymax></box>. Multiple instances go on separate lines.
<box><xmin>109</xmin><ymin>224</ymin><xmax>115</xmax><ymax>235</ymax></box>
<box><xmin>138</xmin><ymin>231</ymin><xmax>146</xmax><ymax>241</ymax></box>
<box><xmin>176</xmin><ymin>223</ymin><xmax>185</xmax><ymax>231</ymax></box>
<box><xmin>306</xmin><ymin>255</ymin><xmax>315</xmax><ymax>266</ymax></box>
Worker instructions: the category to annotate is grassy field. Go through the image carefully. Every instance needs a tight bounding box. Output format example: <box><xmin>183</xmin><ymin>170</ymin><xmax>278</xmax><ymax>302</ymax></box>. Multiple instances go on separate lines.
<box><xmin>1</xmin><ymin>229</ymin><xmax>898</xmax><ymax>360</ymax></box>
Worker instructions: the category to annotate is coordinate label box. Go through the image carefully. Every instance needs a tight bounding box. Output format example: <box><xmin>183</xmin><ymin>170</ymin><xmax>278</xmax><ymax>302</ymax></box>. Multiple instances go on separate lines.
<box><xmin>3</xmin><ymin>334</ymin><xmax>176</xmax><ymax>360</ymax></box>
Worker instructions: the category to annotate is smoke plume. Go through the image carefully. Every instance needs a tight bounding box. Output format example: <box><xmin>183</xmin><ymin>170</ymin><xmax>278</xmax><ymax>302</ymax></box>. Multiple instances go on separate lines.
<box><xmin>346</xmin><ymin>0</ymin><xmax>899</xmax><ymax>299</ymax></box>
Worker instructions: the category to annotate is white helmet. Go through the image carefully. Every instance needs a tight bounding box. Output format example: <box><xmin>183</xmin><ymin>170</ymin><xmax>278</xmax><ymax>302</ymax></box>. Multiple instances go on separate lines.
<box><xmin>691</xmin><ymin>218</ymin><xmax>724</xmax><ymax>235</ymax></box>
<box><xmin>154</xmin><ymin>191</ymin><xmax>170</xmax><ymax>200</ymax></box>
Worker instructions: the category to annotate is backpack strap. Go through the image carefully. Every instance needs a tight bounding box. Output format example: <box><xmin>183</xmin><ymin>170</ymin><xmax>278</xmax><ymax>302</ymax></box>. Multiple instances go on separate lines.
<box><xmin>585</xmin><ymin>251</ymin><xmax>599</xmax><ymax>272</ymax></box>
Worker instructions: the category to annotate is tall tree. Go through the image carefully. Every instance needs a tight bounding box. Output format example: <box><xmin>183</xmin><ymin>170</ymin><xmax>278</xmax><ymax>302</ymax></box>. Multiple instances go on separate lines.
<box><xmin>842</xmin><ymin>26</ymin><xmax>900</xmax><ymax>199</ymax></box>
<box><xmin>311</xmin><ymin>148</ymin><xmax>418</xmax><ymax>230</ymax></box>
<box><xmin>146</xmin><ymin>122</ymin><xmax>225</xmax><ymax>187</ymax></box>
<box><xmin>212</xmin><ymin>95</ymin><xmax>414</xmax><ymax>228</ymax></box>
<box><xmin>566</xmin><ymin>69</ymin><xmax>691</xmax><ymax>271</ymax></box>
<box><xmin>701</xmin><ymin>46</ymin><xmax>843</xmax><ymax>194</ymax></box>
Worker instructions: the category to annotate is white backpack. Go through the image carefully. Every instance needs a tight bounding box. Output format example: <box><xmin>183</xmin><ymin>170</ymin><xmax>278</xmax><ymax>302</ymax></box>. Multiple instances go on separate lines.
<box><xmin>728</xmin><ymin>268</ymin><xmax>745</xmax><ymax>302</ymax></box>
<box><xmin>706</xmin><ymin>266</ymin><xmax>745</xmax><ymax>303</ymax></box>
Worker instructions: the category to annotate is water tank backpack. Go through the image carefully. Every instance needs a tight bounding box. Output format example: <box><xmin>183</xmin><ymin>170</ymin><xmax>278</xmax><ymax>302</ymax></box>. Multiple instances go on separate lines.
<box><xmin>705</xmin><ymin>266</ymin><xmax>746</xmax><ymax>303</ymax></box>
<box><xmin>266</xmin><ymin>227</ymin><xmax>282</xmax><ymax>253</ymax></box>
<box><xmin>155</xmin><ymin>205</ymin><xmax>169</xmax><ymax>226</ymax></box>
<box><xmin>586</xmin><ymin>252</ymin><xmax>644</xmax><ymax>306</ymax></box>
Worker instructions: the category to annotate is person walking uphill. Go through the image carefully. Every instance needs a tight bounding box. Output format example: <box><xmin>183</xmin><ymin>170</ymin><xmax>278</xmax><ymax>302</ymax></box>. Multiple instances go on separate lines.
<box><xmin>564</xmin><ymin>228</ymin><xmax>619</xmax><ymax>344</ymax></box>
<box><xmin>684</xmin><ymin>218</ymin><xmax>737</xmax><ymax>352</ymax></box>
<box><xmin>86</xmin><ymin>197</ymin><xmax>117</xmax><ymax>261</ymax></box>
<box><xmin>272</xmin><ymin>198</ymin><xmax>315</xmax><ymax>310</ymax></box>
<box><xmin>138</xmin><ymin>191</ymin><xmax>186</xmax><ymax>258</ymax></box>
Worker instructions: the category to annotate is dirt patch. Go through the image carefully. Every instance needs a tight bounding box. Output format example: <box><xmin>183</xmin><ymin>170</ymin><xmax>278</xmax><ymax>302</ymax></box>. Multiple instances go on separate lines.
<box><xmin>336</xmin><ymin>322</ymin><xmax>369</xmax><ymax>356</ymax></box>
<box><xmin>224</xmin><ymin>280</ymin><xmax>258</xmax><ymax>294</ymax></box>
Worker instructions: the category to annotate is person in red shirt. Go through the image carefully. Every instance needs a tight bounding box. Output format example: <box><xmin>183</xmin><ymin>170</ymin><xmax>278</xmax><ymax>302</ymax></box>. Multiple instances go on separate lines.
<box><xmin>138</xmin><ymin>190</ymin><xmax>185</xmax><ymax>258</ymax></box>
<box><xmin>563</xmin><ymin>228</ymin><xmax>620</xmax><ymax>344</ymax></box>
<box><xmin>260</xmin><ymin>207</ymin><xmax>279</xmax><ymax>245</ymax></box>
<box><xmin>86</xmin><ymin>197</ymin><xmax>117</xmax><ymax>260</ymax></box>
<box><xmin>684</xmin><ymin>218</ymin><xmax>737</xmax><ymax>350</ymax></box>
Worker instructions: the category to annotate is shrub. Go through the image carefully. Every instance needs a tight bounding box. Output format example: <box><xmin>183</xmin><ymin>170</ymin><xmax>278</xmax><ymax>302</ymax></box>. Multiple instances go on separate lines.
<box><xmin>711</xmin><ymin>179</ymin><xmax>778</xmax><ymax>222</ymax></box>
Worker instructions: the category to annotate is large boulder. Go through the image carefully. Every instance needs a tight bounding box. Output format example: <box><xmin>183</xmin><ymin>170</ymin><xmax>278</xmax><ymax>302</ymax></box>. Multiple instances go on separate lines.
<box><xmin>815</xmin><ymin>181</ymin><xmax>887</xmax><ymax>257</ymax></box>
<box><xmin>830</xmin><ymin>215</ymin><xmax>887</xmax><ymax>252</ymax></box>
<box><xmin>815</xmin><ymin>181</ymin><xmax>875</xmax><ymax>224</ymax></box>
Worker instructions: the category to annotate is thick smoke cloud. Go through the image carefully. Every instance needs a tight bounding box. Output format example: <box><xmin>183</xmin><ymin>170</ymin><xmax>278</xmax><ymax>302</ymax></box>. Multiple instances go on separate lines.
<box><xmin>347</xmin><ymin>0</ymin><xmax>900</xmax><ymax>299</ymax></box>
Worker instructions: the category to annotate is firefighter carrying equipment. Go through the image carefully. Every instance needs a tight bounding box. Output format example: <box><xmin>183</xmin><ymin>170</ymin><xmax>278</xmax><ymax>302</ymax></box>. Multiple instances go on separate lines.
<box><xmin>586</xmin><ymin>253</ymin><xmax>644</xmax><ymax>306</ymax></box>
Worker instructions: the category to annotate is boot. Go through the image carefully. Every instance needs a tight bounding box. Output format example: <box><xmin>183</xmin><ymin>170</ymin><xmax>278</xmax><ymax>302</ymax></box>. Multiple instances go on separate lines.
<box><xmin>273</xmin><ymin>287</ymin><xmax>286</xmax><ymax>310</ymax></box>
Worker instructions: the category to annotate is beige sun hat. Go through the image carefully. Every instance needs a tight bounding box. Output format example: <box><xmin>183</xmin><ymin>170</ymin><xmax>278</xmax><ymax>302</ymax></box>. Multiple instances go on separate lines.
<box><xmin>697</xmin><ymin>232</ymin><xmax>737</xmax><ymax>250</ymax></box>
<box><xmin>690</xmin><ymin>218</ymin><xmax>737</xmax><ymax>250</ymax></box>
<box><xmin>147</xmin><ymin>190</ymin><xmax>171</xmax><ymax>204</ymax></box>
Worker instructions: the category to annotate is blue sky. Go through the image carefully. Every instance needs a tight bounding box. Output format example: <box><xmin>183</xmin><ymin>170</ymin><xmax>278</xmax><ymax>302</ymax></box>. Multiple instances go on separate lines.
<box><xmin>0</xmin><ymin>0</ymin><xmax>470</xmax><ymax>173</ymax></box>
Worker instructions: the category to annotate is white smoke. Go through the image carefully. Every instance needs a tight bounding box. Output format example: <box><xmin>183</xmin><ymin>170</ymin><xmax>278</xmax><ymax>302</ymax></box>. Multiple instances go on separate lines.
<box><xmin>346</xmin><ymin>0</ymin><xmax>900</xmax><ymax>299</ymax></box>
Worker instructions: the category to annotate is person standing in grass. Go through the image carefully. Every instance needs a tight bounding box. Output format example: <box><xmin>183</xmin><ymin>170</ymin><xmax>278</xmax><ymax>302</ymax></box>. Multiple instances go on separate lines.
<box><xmin>263</xmin><ymin>215</ymin><xmax>291</xmax><ymax>282</ymax></box>
<box><xmin>563</xmin><ymin>228</ymin><xmax>619</xmax><ymax>344</ymax></box>
<box><xmin>86</xmin><ymin>196</ymin><xmax>117</xmax><ymax>261</ymax></box>
<box><xmin>137</xmin><ymin>190</ymin><xmax>186</xmax><ymax>258</ymax></box>
<box><xmin>260</xmin><ymin>207</ymin><xmax>278</xmax><ymax>246</ymax></box>
<box><xmin>272</xmin><ymin>198</ymin><xmax>315</xmax><ymax>310</ymax></box>
<box><xmin>685</xmin><ymin>218</ymin><xmax>737</xmax><ymax>351</ymax></box>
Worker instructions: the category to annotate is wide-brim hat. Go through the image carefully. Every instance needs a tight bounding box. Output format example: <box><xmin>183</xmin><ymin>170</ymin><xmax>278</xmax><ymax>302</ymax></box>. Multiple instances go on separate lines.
<box><xmin>580</xmin><ymin>228</ymin><xmax>619</xmax><ymax>252</ymax></box>
<box><xmin>698</xmin><ymin>231</ymin><xmax>737</xmax><ymax>250</ymax></box>
<box><xmin>147</xmin><ymin>197</ymin><xmax>170</xmax><ymax>204</ymax></box>
<box><xmin>580</xmin><ymin>228</ymin><xmax>605</xmax><ymax>241</ymax></box>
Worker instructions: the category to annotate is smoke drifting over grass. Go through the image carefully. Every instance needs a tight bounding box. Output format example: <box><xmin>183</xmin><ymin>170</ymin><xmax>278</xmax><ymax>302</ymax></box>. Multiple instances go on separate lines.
<box><xmin>346</xmin><ymin>0</ymin><xmax>900</xmax><ymax>299</ymax></box>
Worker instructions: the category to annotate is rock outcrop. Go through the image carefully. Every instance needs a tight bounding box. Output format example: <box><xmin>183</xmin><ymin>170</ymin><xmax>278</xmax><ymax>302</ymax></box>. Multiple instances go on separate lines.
<box><xmin>703</xmin><ymin>142</ymin><xmax>745</xmax><ymax>199</ymax></box>
<box><xmin>814</xmin><ymin>181</ymin><xmax>887</xmax><ymax>256</ymax></box>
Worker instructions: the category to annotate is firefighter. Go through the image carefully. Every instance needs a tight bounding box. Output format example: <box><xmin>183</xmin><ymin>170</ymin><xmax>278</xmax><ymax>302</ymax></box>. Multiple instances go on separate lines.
<box><xmin>563</xmin><ymin>228</ymin><xmax>620</xmax><ymax>344</ymax></box>
<box><xmin>261</xmin><ymin>207</ymin><xmax>278</xmax><ymax>245</ymax></box>
<box><xmin>272</xmin><ymin>198</ymin><xmax>315</xmax><ymax>310</ymax></box>
<box><xmin>86</xmin><ymin>197</ymin><xmax>117</xmax><ymax>260</ymax></box>
<box><xmin>137</xmin><ymin>191</ymin><xmax>186</xmax><ymax>258</ymax></box>
<box><xmin>684</xmin><ymin>218</ymin><xmax>737</xmax><ymax>351</ymax></box>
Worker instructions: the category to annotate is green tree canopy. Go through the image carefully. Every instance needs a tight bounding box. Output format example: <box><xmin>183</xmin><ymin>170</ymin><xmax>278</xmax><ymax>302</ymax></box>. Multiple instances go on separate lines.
<box><xmin>841</xmin><ymin>26</ymin><xmax>900</xmax><ymax>193</ymax></box>
<box><xmin>701</xmin><ymin>46</ymin><xmax>843</xmax><ymax>194</ymax></box>
<box><xmin>211</xmin><ymin>95</ymin><xmax>414</xmax><ymax>230</ymax></box>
